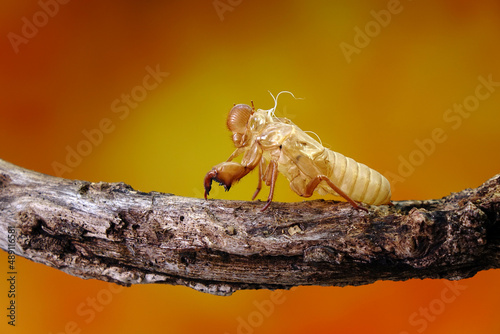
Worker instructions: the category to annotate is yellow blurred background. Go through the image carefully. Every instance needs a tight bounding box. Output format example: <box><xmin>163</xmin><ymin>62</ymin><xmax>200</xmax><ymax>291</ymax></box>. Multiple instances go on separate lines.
<box><xmin>1</xmin><ymin>0</ymin><xmax>499</xmax><ymax>333</ymax></box>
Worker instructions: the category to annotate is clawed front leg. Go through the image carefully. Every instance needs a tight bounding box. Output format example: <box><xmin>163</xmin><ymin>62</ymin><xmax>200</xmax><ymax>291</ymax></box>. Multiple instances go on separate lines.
<box><xmin>204</xmin><ymin>162</ymin><xmax>251</xmax><ymax>199</ymax></box>
<box><xmin>204</xmin><ymin>141</ymin><xmax>263</xmax><ymax>201</ymax></box>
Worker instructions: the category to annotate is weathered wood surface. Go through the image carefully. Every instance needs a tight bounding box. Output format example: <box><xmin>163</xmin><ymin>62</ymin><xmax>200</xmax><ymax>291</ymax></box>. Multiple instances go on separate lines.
<box><xmin>0</xmin><ymin>158</ymin><xmax>498</xmax><ymax>295</ymax></box>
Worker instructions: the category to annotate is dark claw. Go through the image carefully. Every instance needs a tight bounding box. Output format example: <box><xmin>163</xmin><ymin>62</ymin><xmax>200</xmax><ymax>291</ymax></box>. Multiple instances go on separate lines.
<box><xmin>204</xmin><ymin>169</ymin><xmax>231</xmax><ymax>199</ymax></box>
<box><xmin>204</xmin><ymin>170</ymin><xmax>216</xmax><ymax>199</ymax></box>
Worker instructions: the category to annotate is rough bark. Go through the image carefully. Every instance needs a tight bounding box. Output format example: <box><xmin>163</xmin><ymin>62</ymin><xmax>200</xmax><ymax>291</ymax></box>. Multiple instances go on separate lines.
<box><xmin>0</xmin><ymin>158</ymin><xmax>498</xmax><ymax>296</ymax></box>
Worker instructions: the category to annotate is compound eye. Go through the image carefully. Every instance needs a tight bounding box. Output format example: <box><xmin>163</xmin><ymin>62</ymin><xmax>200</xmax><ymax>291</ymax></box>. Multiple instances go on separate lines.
<box><xmin>227</xmin><ymin>104</ymin><xmax>253</xmax><ymax>133</ymax></box>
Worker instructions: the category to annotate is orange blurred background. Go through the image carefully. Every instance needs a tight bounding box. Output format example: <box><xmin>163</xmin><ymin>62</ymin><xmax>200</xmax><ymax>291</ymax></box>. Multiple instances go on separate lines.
<box><xmin>1</xmin><ymin>1</ymin><xmax>500</xmax><ymax>333</ymax></box>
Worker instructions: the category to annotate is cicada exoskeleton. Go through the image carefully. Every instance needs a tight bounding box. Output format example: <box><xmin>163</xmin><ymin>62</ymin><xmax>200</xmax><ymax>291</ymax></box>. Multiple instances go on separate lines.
<box><xmin>204</xmin><ymin>93</ymin><xmax>391</xmax><ymax>211</ymax></box>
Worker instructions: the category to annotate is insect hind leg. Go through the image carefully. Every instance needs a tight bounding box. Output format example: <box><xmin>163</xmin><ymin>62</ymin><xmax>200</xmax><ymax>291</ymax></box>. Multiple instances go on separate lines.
<box><xmin>303</xmin><ymin>175</ymin><xmax>368</xmax><ymax>212</ymax></box>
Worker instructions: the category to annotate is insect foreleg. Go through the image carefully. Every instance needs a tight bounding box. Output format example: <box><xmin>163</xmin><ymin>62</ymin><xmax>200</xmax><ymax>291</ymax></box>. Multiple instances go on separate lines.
<box><xmin>303</xmin><ymin>175</ymin><xmax>368</xmax><ymax>212</ymax></box>
<box><xmin>204</xmin><ymin>162</ymin><xmax>254</xmax><ymax>199</ymax></box>
<box><xmin>204</xmin><ymin>142</ymin><xmax>262</xmax><ymax>200</ymax></box>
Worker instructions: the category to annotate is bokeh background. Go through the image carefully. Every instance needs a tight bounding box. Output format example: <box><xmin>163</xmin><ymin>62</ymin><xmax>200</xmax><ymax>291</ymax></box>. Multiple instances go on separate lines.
<box><xmin>1</xmin><ymin>0</ymin><xmax>500</xmax><ymax>333</ymax></box>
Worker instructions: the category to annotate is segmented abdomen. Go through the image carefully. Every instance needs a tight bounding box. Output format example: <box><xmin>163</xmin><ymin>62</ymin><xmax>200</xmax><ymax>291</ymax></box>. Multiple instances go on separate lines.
<box><xmin>317</xmin><ymin>149</ymin><xmax>391</xmax><ymax>205</ymax></box>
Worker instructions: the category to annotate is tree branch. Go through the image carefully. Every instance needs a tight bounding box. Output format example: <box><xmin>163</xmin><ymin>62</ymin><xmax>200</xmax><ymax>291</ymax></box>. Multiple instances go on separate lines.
<box><xmin>0</xmin><ymin>158</ymin><xmax>498</xmax><ymax>296</ymax></box>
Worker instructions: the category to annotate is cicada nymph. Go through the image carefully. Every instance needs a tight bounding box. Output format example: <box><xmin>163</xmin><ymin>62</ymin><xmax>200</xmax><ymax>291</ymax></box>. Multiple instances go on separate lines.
<box><xmin>204</xmin><ymin>92</ymin><xmax>391</xmax><ymax>211</ymax></box>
